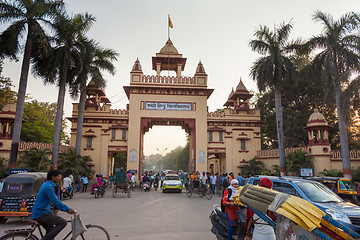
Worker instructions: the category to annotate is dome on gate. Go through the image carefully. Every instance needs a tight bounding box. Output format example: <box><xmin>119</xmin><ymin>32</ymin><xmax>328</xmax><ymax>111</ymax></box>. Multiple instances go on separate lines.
<box><xmin>307</xmin><ymin>108</ymin><xmax>329</xmax><ymax>127</ymax></box>
<box><xmin>159</xmin><ymin>39</ymin><xmax>179</xmax><ymax>55</ymax></box>
<box><xmin>1</xmin><ymin>100</ymin><xmax>16</xmax><ymax>113</ymax></box>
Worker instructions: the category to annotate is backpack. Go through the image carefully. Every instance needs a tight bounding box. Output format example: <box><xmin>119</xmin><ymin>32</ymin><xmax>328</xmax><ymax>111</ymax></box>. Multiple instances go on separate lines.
<box><xmin>220</xmin><ymin>188</ymin><xmax>232</xmax><ymax>213</ymax></box>
<box><xmin>222</xmin><ymin>177</ymin><xmax>229</xmax><ymax>188</ymax></box>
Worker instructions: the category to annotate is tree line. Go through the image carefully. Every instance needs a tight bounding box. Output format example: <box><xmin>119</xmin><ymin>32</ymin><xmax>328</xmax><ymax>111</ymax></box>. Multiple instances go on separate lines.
<box><xmin>249</xmin><ymin>11</ymin><xmax>360</xmax><ymax>179</ymax></box>
<box><xmin>0</xmin><ymin>0</ymin><xmax>118</xmax><ymax>168</ymax></box>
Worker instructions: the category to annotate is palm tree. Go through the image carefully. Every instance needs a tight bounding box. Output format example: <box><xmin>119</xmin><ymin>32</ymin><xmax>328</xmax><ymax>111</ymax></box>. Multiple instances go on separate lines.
<box><xmin>32</xmin><ymin>13</ymin><xmax>95</xmax><ymax>167</ymax></box>
<box><xmin>69</xmin><ymin>38</ymin><xmax>118</xmax><ymax>154</ymax></box>
<box><xmin>249</xmin><ymin>22</ymin><xmax>300</xmax><ymax>176</ymax></box>
<box><xmin>303</xmin><ymin>11</ymin><xmax>360</xmax><ymax>179</ymax></box>
<box><xmin>58</xmin><ymin>148</ymin><xmax>94</xmax><ymax>177</ymax></box>
<box><xmin>18</xmin><ymin>148</ymin><xmax>52</xmax><ymax>171</ymax></box>
<box><xmin>0</xmin><ymin>0</ymin><xmax>63</xmax><ymax>167</ymax></box>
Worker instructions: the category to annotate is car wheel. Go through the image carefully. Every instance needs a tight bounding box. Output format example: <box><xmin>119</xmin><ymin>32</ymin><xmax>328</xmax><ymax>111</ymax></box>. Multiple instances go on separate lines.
<box><xmin>163</xmin><ymin>189</ymin><xmax>165</xmax><ymax>193</ymax></box>
<box><xmin>0</xmin><ymin>217</ymin><xmax>8</xmax><ymax>224</ymax></box>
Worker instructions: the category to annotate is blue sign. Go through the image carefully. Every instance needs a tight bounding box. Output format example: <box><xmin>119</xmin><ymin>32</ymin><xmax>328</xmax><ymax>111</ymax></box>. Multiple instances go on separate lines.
<box><xmin>9</xmin><ymin>168</ymin><xmax>29</xmax><ymax>175</ymax></box>
<box><xmin>129</xmin><ymin>170</ymin><xmax>138</xmax><ymax>174</ymax></box>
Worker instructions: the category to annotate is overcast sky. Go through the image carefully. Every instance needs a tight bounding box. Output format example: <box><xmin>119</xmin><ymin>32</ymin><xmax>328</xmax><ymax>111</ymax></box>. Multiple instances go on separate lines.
<box><xmin>1</xmin><ymin>0</ymin><xmax>359</xmax><ymax>155</ymax></box>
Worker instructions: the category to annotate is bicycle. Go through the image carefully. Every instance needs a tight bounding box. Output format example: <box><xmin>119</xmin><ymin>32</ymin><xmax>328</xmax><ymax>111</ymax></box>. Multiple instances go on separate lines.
<box><xmin>186</xmin><ymin>181</ymin><xmax>213</xmax><ymax>200</ymax></box>
<box><xmin>0</xmin><ymin>217</ymin><xmax>110</xmax><ymax>240</ymax></box>
<box><xmin>112</xmin><ymin>181</ymin><xmax>132</xmax><ymax>198</ymax></box>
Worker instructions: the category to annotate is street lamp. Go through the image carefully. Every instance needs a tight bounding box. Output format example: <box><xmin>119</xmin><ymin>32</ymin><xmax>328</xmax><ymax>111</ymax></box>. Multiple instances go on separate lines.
<box><xmin>156</xmin><ymin>148</ymin><xmax>167</xmax><ymax>156</ymax></box>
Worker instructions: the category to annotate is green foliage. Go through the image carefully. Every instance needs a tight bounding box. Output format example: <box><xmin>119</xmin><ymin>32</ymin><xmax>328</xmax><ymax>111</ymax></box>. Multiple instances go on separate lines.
<box><xmin>319</xmin><ymin>169</ymin><xmax>343</xmax><ymax>177</ymax></box>
<box><xmin>159</xmin><ymin>143</ymin><xmax>189</xmax><ymax>171</ymax></box>
<box><xmin>58</xmin><ymin>148</ymin><xmax>94</xmax><ymax>177</ymax></box>
<box><xmin>18</xmin><ymin>148</ymin><xmax>52</xmax><ymax>172</ymax></box>
<box><xmin>285</xmin><ymin>149</ymin><xmax>313</xmax><ymax>176</ymax></box>
<box><xmin>0</xmin><ymin>60</ymin><xmax>16</xmax><ymax>109</ymax></box>
<box><xmin>0</xmin><ymin>157</ymin><xmax>9</xmax><ymax>177</ymax></box>
<box><xmin>241</xmin><ymin>157</ymin><xmax>264</xmax><ymax>177</ymax></box>
<box><xmin>114</xmin><ymin>153</ymin><xmax>127</xmax><ymax>170</ymax></box>
<box><xmin>352</xmin><ymin>167</ymin><xmax>360</xmax><ymax>182</ymax></box>
<box><xmin>20</xmin><ymin>100</ymin><xmax>68</xmax><ymax>144</ymax></box>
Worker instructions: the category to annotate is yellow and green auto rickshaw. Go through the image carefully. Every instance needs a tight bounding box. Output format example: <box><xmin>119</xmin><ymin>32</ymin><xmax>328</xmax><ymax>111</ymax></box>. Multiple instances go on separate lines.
<box><xmin>309</xmin><ymin>176</ymin><xmax>360</xmax><ymax>205</ymax></box>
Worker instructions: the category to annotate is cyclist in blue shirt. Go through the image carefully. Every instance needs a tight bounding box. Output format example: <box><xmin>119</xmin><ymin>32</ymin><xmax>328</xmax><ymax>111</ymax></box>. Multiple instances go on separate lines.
<box><xmin>32</xmin><ymin>170</ymin><xmax>76</xmax><ymax>240</ymax></box>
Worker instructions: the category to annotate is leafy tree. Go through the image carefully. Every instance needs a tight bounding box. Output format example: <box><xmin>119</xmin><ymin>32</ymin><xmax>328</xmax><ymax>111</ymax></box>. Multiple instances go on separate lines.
<box><xmin>249</xmin><ymin>22</ymin><xmax>302</xmax><ymax>176</ymax></box>
<box><xmin>285</xmin><ymin>149</ymin><xmax>313</xmax><ymax>176</ymax></box>
<box><xmin>32</xmin><ymin>13</ymin><xmax>95</xmax><ymax>166</ymax></box>
<box><xmin>241</xmin><ymin>157</ymin><xmax>264</xmax><ymax>177</ymax></box>
<box><xmin>303</xmin><ymin>11</ymin><xmax>360</xmax><ymax>179</ymax></box>
<box><xmin>69</xmin><ymin>38</ymin><xmax>118</xmax><ymax>154</ymax></box>
<box><xmin>58</xmin><ymin>148</ymin><xmax>94</xmax><ymax>177</ymax></box>
<box><xmin>114</xmin><ymin>153</ymin><xmax>127</xmax><ymax>170</ymax></box>
<box><xmin>0</xmin><ymin>157</ymin><xmax>9</xmax><ymax>177</ymax></box>
<box><xmin>0</xmin><ymin>0</ymin><xmax>64</xmax><ymax>166</ymax></box>
<box><xmin>0</xmin><ymin>60</ymin><xmax>16</xmax><ymax>109</ymax></box>
<box><xmin>319</xmin><ymin>169</ymin><xmax>343</xmax><ymax>177</ymax></box>
<box><xmin>18</xmin><ymin>148</ymin><xmax>52</xmax><ymax>172</ymax></box>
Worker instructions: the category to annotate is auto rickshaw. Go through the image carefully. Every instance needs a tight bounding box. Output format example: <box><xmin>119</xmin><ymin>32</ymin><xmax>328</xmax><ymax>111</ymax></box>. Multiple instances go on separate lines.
<box><xmin>309</xmin><ymin>176</ymin><xmax>360</xmax><ymax>205</ymax></box>
<box><xmin>0</xmin><ymin>172</ymin><xmax>47</xmax><ymax>223</ymax></box>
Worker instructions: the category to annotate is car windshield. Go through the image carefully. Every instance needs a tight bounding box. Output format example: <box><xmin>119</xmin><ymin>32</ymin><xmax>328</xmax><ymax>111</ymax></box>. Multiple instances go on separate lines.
<box><xmin>165</xmin><ymin>176</ymin><xmax>179</xmax><ymax>181</ymax></box>
<box><xmin>296</xmin><ymin>182</ymin><xmax>342</xmax><ymax>203</ymax></box>
<box><xmin>339</xmin><ymin>180</ymin><xmax>355</xmax><ymax>191</ymax></box>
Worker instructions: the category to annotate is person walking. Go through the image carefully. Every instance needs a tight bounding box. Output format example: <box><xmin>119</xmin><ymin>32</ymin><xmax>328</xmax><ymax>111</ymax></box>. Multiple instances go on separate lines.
<box><xmin>237</xmin><ymin>173</ymin><xmax>245</xmax><ymax>186</ymax></box>
<box><xmin>81</xmin><ymin>175</ymin><xmax>88</xmax><ymax>193</ymax></box>
<box><xmin>222</xmin><ymin>179</ymin><xmax>240</xmax><ymax>240</ymax></box>
<box><xmin>211</xmin><ymin>173</ymin><xmax>216</xmax><ymax>194</ymax></box>
<box><xmin>244</xmin><ymin>177</ymin><xmax>276</xmax><ymax>240</ymax></box>
<box><xmin>31</xmin><ymin>170</ymin><xmax>76</xmax><ymax>240</ymax></box>
<box><xmin>215</xmin><ymin>173</ymin><xmax>220</xmax><ymax>195</ymax></box>
<box><xmin>0</xmin><ymin>176</ymin><xmax>4</xmax><ymax>193</ymax></box>
<box><xmin>76</xmin><ymin>174</ymin><xmax>81</xmax><ymax>193</ymax></box>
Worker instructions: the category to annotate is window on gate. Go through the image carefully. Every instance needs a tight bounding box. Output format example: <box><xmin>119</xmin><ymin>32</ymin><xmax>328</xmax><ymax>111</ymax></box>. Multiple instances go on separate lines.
<box><xmin>86</xmin><ymin>136</ymin><xmax>93</xmax><ymax>148</ymax></box>
<box><xmin>122</xmin><ymin>129</ymin><xmax>126</xmax><ymax>140</ymax></box>
<box><xmin>219</xmin><ymin>131</ymin><xmax>223</xmax><ymax>142</ymax></box>
<box><xmin>209</xmin><ymin>131</ymin><xmax>213</xmax><ymax>141</ymax></box>
<box><xmin>111</xmin><ymin>129</ymin><xmax>116</xmax><ymax>140</ymax></box>
<box><xmin>240</xmin><ymin>139</ymin><xmax>246</xmax><ymax>151</ymax></box>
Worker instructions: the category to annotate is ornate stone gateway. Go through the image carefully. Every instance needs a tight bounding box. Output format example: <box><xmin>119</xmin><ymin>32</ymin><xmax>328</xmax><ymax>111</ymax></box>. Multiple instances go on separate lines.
<box><xmin>67</xmin><ymin>39</ymin><xmax>262</xmax><ymax>179</ymax></box>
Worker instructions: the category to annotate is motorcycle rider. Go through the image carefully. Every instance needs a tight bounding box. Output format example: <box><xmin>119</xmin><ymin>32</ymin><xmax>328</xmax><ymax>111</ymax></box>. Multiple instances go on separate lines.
<box><xmin>154</xmin><ymin>175</ymin><xmax>159</xmax><ymax>190</ymax></box>
<box><xmin>63</xmin><ymin>175</ymin><xmax>73</xmax><ymax>196</ymax></box>
<box><xmin>142</xmin><ymin>174</ymin><xmax>151</xmax><ymax>190</ymax></box>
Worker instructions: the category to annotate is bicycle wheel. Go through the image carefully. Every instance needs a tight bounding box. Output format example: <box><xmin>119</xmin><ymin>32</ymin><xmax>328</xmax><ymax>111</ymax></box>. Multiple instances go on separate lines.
<box><xmin>186</xmin><ymin>186</ymin><xmax>192</xmax><ymax>197</ymax></box>
<box><xmin>127</xmin><ymin>185</ymin><xmax>132</xmax><ymax>198</ymax></box>
<box><xmin>112</xmin><ymin>186</ymin><xmax>117</xmax><ymax>198</ymax></box>
<box><xmin>205</xmin><ymin>187</ymin><xmax>213</xmax><ymax>200</ymax></box>
<box><xmin>76</xmin><ymin>224</ymin><xmax>110</xmax><ymax>240</ymax></box>
<box><xmin>0</xmin><ymin>231</ymin><xmax>38</xmax><ymax>240</ymax></box>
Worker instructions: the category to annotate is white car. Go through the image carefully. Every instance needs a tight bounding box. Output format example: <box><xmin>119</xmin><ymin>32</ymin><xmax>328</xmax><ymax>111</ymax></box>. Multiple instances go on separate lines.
<box><xmin>162</xmin><ymin>174</ymin><xmax>182</xmax><ymax>193</ymax></box>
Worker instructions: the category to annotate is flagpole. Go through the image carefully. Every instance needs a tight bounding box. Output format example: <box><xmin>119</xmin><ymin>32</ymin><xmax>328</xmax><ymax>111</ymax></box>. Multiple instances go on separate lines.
<box><xmin>168</xmin><ymin>14</ymin><xmax>170</xmax><ymax>40</ymax></box>
<box><xmin>168</xmin><ymin>14</ymin><xmax>170</xmax><ymax>76</ymax></box>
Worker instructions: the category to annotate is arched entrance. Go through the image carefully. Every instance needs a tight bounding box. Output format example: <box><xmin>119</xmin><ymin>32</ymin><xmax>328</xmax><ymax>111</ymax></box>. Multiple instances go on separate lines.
<box><xmin>124</xmin><ymin>39</ymin><xmax>213</xmax><ymax>179</ymax></box>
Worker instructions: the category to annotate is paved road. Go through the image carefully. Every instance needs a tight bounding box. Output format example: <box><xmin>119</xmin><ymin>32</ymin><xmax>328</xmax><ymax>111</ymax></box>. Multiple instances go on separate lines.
<box><xmin>0</xmin><ymin>187</ymin><xmax>221</xmax><ymax>239</ymax></box>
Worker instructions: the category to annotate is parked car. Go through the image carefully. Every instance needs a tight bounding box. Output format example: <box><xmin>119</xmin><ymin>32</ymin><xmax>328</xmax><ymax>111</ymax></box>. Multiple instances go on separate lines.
<box><xmin>162</xmin><ymin>174</ymin><xmax>182</xmax><ymax>193</ymax></box>
<box><xmin>248</xmin><ymin>176</ymin><xmax>360</xmax><ymax>233</ymax></box>
<box><xmin>0</xmin><ymin>172</ymin><xmax>47</xmax><ymax>223</ymax></box>
<box><xmin>306</xmin><ymin>176</ymin><xmax>360</xmax><ymax>205</ymax></box>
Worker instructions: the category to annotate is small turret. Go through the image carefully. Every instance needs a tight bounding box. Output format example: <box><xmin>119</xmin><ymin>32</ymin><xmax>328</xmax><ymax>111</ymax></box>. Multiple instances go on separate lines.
<box><xmin>224</xmin><ymin>78</ymin><xmax>253</xmax><ymax>112</ymax></box>
<box><xmin>194</xmin><ymin>61</ymin><xmax>207</xmax><ymax>85</ymax></box>
<box><xmin>130</xmin><ymin>58</ymin><xmax>144</xmax><ymax>83</ymax></box>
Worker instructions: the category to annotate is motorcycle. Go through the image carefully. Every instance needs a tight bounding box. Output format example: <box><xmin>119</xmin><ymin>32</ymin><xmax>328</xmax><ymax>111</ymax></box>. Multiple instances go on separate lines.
<box><xmin>154</xmin><ymin>181</ymin><xmax>159</xmax><ymax>191</ymax></box>
<box><xmin>142</xmin><ymin>182</ymin><xmax>150</xmax><ymax>192</ymax></box>
<box><xmin>209</xmin><ymin>204</ymin><xmax>247</xmax><ymax>240</ymax></box>
<box><xmin>94</xmin><ymin>185</ymin><xmax>106</xmax><ymax>198</ymax></box>
<box><xmin>62</xmin><ymin>187</ymin><xmax>73</xmax><ymax>200</ymax></box>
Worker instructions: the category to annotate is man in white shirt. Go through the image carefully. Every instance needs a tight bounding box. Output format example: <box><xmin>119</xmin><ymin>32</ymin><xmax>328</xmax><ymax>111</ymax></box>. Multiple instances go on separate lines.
<box><xmin>63</xmin><ymin>176</ymin><xmax>73</xmax><ymax>193</ymax></box>
<box><xmin>211</xmin><ymin>173</ymin><xmax>216</xmax><ymax>194</ymax></box>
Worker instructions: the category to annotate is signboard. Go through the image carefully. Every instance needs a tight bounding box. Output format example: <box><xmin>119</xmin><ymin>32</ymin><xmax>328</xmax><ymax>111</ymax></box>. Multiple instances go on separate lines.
<box><xmin>129</xmin><ymin>170</ymin><xmax>138</xmax><ymax>174</ymax></box>
<box><xmin>300</xmin><ymin>168</ymin><xmax>313</xmax><ymax>177</ymax></box>
<box><xmin>145</xmin><ymin>102</ymin><xmax>191</xmax><ymax>111</ymax></box>
<box><xmin>198</xmin><ymin>150</ymin><xmax>205</xmax><ymax>163</ymax></box>
<box><xmin>9</xmin><ymin>168</ymin><xmax>29</xmax><ymax>175</ymax></box>
<box><xmin>130</xmin><ymin>149</ymin><xmax>137</xmax><ymax>162</ymax></box>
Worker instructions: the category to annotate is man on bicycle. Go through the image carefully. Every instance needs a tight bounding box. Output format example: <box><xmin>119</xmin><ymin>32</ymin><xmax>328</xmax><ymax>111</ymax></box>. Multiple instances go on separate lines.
<box><xmin>32</xmin><ymin>170</ymin><xmax>76</xmax><ymax>240</ymax></box>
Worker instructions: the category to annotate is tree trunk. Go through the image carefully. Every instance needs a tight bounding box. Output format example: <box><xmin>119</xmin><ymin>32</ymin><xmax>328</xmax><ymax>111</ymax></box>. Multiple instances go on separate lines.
<box><xmin>52</xmin><ymin>75</ymin><xmax>67</xmax><ymax>167</ymax></box>
<box><xmin>335</xmin><ymin>85</ymin><xmax>352</xmax><ymax>179</ymax></box>
<box><xmin>75</xmin><ymin>86</ymin><xmax>86</xmax><ymax>154</ymax></box>
<box><xmin>274</xmin><ymin>81</ymin><xmax>286</xmax><ymax>176</ymax></box>
<box><xmin>9</xmin><ymin>37</ymin><xmax>32</xmax><ymax>168</ymax></box>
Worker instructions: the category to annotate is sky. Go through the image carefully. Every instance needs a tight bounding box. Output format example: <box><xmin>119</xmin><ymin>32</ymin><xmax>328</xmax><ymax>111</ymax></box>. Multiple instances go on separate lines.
<box><xmin>1</xmin><ymin>0</ymin><xmax>360</xmax><ymax>156</ymax></box>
